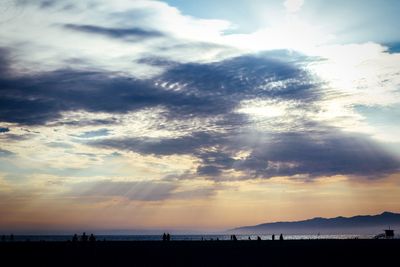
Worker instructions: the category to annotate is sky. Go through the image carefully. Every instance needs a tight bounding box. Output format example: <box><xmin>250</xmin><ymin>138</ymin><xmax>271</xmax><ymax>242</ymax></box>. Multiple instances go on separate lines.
<box><xmin>0</xmin><ymin>0</ymin><xmax>400</xmax><ymax>234</ymax></box>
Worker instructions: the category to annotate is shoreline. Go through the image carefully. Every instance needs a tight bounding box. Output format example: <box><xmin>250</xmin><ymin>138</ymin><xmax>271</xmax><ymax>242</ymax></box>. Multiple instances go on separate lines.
<box><xmin>0</xmin><ymin>233</ymin><xmax>381</xmax><ymax>242</ymax></box>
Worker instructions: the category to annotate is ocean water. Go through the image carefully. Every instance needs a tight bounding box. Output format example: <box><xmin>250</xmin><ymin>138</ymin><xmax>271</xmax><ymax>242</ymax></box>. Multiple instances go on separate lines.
<box><xmin>1</xmin><ymin>234</ymin><xmax>382</xmax><ymax>242</ymax></box>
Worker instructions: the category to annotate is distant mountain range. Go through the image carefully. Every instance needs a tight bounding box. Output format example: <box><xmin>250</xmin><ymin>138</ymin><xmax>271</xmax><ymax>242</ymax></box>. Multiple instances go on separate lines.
<box><xmin>230</xmin><ymin>212</ymin><xmax>400</xmax><ymax>234</ymax></box>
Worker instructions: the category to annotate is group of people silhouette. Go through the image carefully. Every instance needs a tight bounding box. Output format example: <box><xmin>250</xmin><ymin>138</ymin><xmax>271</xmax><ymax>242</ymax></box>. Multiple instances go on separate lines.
<box><xmin>162</xmin><ymin>233</ymin><xmax>171</xmax><ymax>241</ymax></box>
<box><xmin>72</xmin><ymin>232</ymin><xmax>96</xmax><ymax>243</ymax></box>
<box><xmin>229</xmin><ymin>234</ymin><xmax>284</xmax><ymax>241</ymax></box>
<box><xmin>2</xmin><ymin>232</ymin><xmax>285</xmax><ymax>243</ymax></box>
<box><xmin>272</xmin><ymin>234</ymin><xmax>284</xmax><ymax>241</ymax></box>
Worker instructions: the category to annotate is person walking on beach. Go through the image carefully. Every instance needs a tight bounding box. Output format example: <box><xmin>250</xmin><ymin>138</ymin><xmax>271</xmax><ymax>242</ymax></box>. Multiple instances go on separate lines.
<box><xmin>89</xmin><ymin>234</ymin><xmax>96</xmax><ymax>243</ymax></box>
<box><xmin>279</xmin><ymin>234</ymin><xmax>284</xmax><ymax>241</ymax></box>
<box><xmin>162</xmin><ymin>233</ymin><xmax>167</xmax><ymax>241</ymax></box>
<box><xmin>272</xmin><ymin>234</ymin><xmax>275</xmax><ymax>241</ymax></box>
<box><xmin>166</xmin><ymin>233</ymin><xmax>171</xmax><ymax>241</ymax></box>
<box><xmin>72</xmin><ymin>234</ymin><xmax>78</xmax><ymax>243</ymax></box>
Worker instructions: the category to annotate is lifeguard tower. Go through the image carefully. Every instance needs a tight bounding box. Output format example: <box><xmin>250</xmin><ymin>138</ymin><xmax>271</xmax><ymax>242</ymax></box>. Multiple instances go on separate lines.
<box><xmin>374</xmin><ymin>228</ymin><xmax>395</xmax><ymax>239</ymax></box>
<box><xmin>384</xmin><ymin>229</ymin><xmax>394</xmax><ymax>239</ymax></box>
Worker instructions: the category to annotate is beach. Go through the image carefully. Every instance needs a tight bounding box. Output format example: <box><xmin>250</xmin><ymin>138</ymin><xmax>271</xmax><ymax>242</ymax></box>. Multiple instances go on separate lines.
<box><xmin>1</xmin><ymin>239</ymin><xmax>399</xmax><ymax>266</ymax></box>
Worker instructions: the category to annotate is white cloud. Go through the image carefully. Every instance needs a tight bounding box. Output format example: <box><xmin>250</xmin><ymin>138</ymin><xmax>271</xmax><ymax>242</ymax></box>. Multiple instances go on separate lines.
<box><xmin>237</xmin><ymin>99</ymin><xmax>287</xmax><ymax>118</ymax></box>
<box><xmin>283</xmin><ymin>0</ymin><xmax>304</xmax><ymax>13</ymax></box>
<box><xmin>0</xmin><ymin>0</ymin><xmax>238</xmax><ymax>77</ymax></box>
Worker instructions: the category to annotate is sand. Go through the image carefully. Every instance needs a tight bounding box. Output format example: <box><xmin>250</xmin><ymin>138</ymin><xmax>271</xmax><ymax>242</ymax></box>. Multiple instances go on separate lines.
<box><xmin>1</xmin><ymin>239</ymin><xmax>399</xmax><ymax>266</ymax></box>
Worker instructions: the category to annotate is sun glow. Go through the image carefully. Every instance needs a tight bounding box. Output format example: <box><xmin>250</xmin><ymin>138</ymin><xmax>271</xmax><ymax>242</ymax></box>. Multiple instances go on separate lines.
<box><xmin>221</xmin><ymin>1</ymin><xmax>333</xmax><ymax>53</ymax></box>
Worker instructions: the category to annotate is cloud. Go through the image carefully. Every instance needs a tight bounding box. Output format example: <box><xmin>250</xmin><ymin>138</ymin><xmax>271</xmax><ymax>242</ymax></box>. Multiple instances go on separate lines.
<box><xmin>0</xmin><ymin>0</ymin><xmax>236</xmax><ymax>77</ymax></box>
<box><xmin>0</xmin><ymin>127</ymin><xmax>10</xmax><ymax>133</ymax></box>
<box><xmin>1</xmin><ymin>43</ymin><xmax>399</xmax><ymax>180</ymax></box>
<box><xmin>46</xmin><ymin>142</ymin><xmax>74</xmax><ymax>149</ymax></box>
<box><xmin>91</xmin><ymin>131</ymin><xmax>223</xmax><ymax>156</ymax></box>
<box><xmin>386</xmin><ymin>42</ymin><xmax>400</xmax><ymax>53</ymax></box>
<box><xmin>92</xmin><ymin>126</ymin><xmax>400</xmax><ymax>180</ymax></box>
<box><xmin>232</xmin><ymin>130</ymin><xmax>400</xmax><ymax>179</ymax></box>
<box><xmin>0</xmin><ymin>149</ymin><xmax>14</xmax><ymax>157</ymax></box>
<box><xmin>75</xmin><ymin>128</ymin><xmax>111</xmax><ymax>139</ymax></box>
<box><xmin>0</xmin><ymin>48</ymin><xmax>314</xmax><ymax>125</ymax></box>
<box><xmin>64</xmin><ymin>24</ymin><xmax>164</xmax><ymax>40</ymax></box>
<box><xmin>284</xmin><ymin>0</ymin><xmax>304</xmax><ymax>13</ymax></box>
<box><xmin>197</xmin><ymin>165</ymin><xmax>223</xmax><ymax>176</ymax></box>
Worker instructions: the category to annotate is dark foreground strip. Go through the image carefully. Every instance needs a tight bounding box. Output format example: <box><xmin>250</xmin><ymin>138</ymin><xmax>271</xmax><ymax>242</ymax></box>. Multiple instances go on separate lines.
<box><xmin>1</xmin><ymin>239</ymin><xmax>399</xmax><ymax>267</ymax></box>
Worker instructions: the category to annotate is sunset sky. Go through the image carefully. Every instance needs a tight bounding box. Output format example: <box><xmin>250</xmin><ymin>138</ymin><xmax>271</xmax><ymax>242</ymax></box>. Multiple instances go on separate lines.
<box><xmin>0</xmin><ymin>0</ymin><xmax>400</xmax><ymax>234</ymax></box>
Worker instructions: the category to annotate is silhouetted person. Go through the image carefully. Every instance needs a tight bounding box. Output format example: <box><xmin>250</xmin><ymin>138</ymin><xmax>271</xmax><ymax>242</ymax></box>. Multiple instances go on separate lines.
<box><xmin>80</xmin><ymin>232</ymin><xmax>88</xmax><ymax>242</ymax></box>
<box><xmin>232</xmin><ymin>235</ymin><xmax>237</xmax><ymax>241</ymax></box>
<box><xmin>72</xmin><ymin>234</ymin><xmax>78</xmax><ymax>243</ymax></box>
<box><xmin>10</xmin><ymin>234</ymin><xmax>14</xmax><ymax>242</ymax></box>
<box><xmin>162</xmin><ymin>233</ymin><xmax>167</xmax><ymax>241</ymax></box>
<box><xmin>279</xmin><ymin>234</ymin><xmax>283</xmax><ymax>241</ymax></box>
<box><xmin>89</xmin><ymin>234</ymin><xmax>96</xmax><ymax>243</ymax></box>
<box><xmin>248</xmin><ymin>236</ymin><xmax>251</xmax><ymax>240</ymax></box>
<box><xmin>166</xmin><ymin>233</ymin><xmax>171</xmax><ymax>241</ymax></box>
<box><xmin>257</xmin><ymin>236</ymin><xmax>261</xmax><ymax>241</ymax></box>
<box><xmin>272</xmin><ymin>234</ymin><xmax>275</xmax><ymax>241</ymax></box>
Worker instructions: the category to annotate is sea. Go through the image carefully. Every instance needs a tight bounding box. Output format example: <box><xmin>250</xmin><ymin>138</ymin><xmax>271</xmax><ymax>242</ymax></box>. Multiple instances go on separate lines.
<box><xmin>1</xmin><ymin>234</ymin><xmax>385</xmax><ymax>242</ymax></box>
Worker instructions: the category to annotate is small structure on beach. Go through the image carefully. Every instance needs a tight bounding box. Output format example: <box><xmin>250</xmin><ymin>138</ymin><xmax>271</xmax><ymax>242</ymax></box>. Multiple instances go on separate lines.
<box><xmin>374</xmin><ymin>228</ymin><xmax>395</xmax><ymax>239</ymax></box>
<box><xmin>384</xmin><ymin>229</ymin><xmax>394</xmax><ymax>238</ymax></box>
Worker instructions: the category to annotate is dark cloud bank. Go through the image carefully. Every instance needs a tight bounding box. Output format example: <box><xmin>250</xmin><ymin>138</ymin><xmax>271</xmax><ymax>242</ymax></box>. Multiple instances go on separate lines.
<box><xmin>64</xmin><ymin>24</ymin><xmax>164</xmax><ymax>41</ymax></box>
<box><xmin>0</xmin><ymin>47</ymin><xmax>399</xmax><ymax>180</ymax></box>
